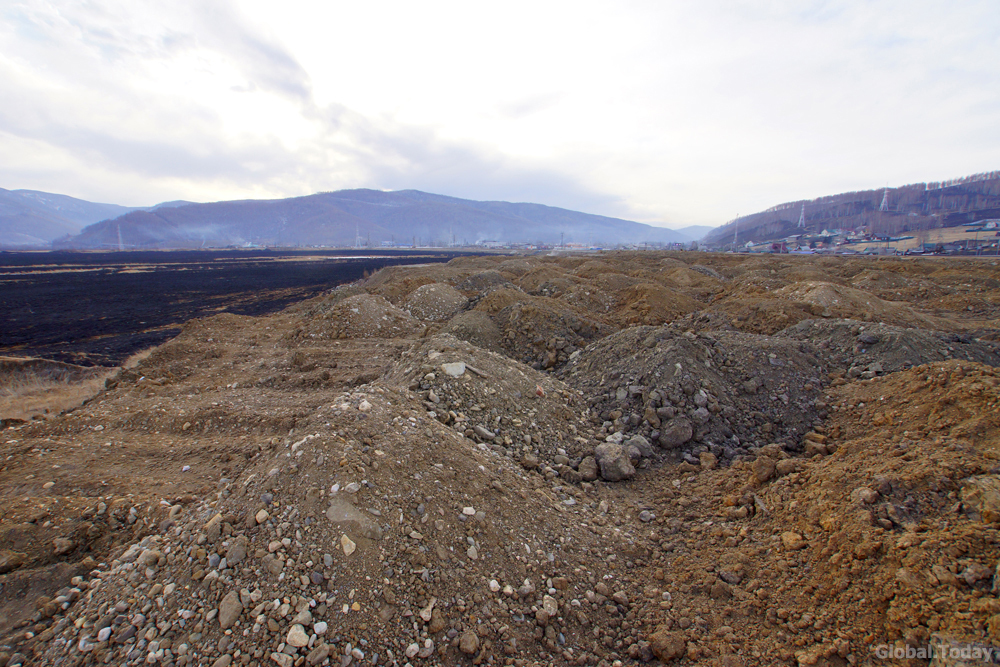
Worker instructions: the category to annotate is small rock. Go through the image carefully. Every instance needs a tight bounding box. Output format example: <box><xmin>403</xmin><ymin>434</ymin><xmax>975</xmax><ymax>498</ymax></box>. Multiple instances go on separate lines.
<box><xmin>255</xmin><ymin>509</ymin><xmax>270</xmax><ymax>525</ymax></box>
<box><xmin>594</xmin><ymin>443</ymin><xmax>635</xmax><ymax>482</ymax></box>
<box><xmin>578</xmin><ymin>456</ymin><xmax>599</xmax><ymax>482</ymax></box>
<box><xmin>218</xmin><ymin>591</ymin><xmax>243</xmax><ymax>629</ymax></box>
<box><xmin>286</xmin><ymin>624</ymin><xmax>309</xmax><ymax>647</ymax></box>
<box><xmin>52</xmin><ymin>537</ymin><xmax>75</xmax><ymax>556</ymax></box>
<box><xmin>0</xmin><ymin>550</ymin><xmax>26</xmax><ymax>574</ymax></box>
<box><xmin>341</xmin><ymin>534</ymin><xmax>357</xmax><ymax>557</ymax></box>
<box><xmin>752</xmin><ymin>457</ymin><xmax>775</xmax><ymax>484</ymax></box>
<box><xmin>658</xmin><ymin>418</ymin><xmax>693</xmax><ymax>449</ymax></box>
<box><xmin>850</xmin><ymin>487</ymin><xmax>879</xmax><ymax>504</ymax></box>
<box><xmin>473</xmin><ymin>425</ymin><xmax>495</xmax><ymax>440</ymax></box>
<box><xmin>306</xmin><ymin>644</ymin><xmax>330</xmax><ymax>666</ymax></box>
<box><xmin>699</xmin><ymin>452</ymin><xmax>718</xmax><ymax>470</ymax></box>
<box><xmin>441</xmin><ymin>362</ymin><xmax>466</xmax><ymax>377</ymax></box>
<box><xmin>459</xmin><ymin>630</ymin><xmax>480</xmax><ymax>655</ymax></box>
<box><xmin>649</xmin><ymin>627</ymin><xmax>686</xmax><ymax>661</ymax></box>
<box><xmin>781</xmin><ymin>531</ymin><xmax>807</xmax><ymax>550</ymax></box>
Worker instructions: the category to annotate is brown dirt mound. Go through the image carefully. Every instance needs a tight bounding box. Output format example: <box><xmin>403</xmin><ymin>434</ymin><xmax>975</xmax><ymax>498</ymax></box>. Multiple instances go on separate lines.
<box><xmin>494</xmin><ymin>298</ymin><xmax>613</xmax><ymax>369</ymax></box>
<box><xmin>300</xmin><ymin>293</ymin><xmax>423</xmax><ymax>340</ymax></box>
<box><xmin>563</xmin><ymin>324</ymin><xmax>830</xmax><ymax>463</ymax></box>
<box><xmin>612</xmin><ymin>283</ymin><xmax>701</xmax><ymax>327</ymax></box>
<box><xmin>441</xmin><ymin>310</ymin><xmax>503</xmax><ymax>353</ymax></box>
<box><xmin>708</xmin><ymin>297</ymin><xmax>820</xmax><ymax>335</ymax></box>
<box><xmin>404</xmin><ymin>283</ymin><xmax>469</xmax><ymax>322</ymax></box>
<box><xmin>514</xmin><ymin>266</ymin><xmax>582</xmax><ymax>296</ymax></box>
<box><xmin>780</xmin><ymin>319</ymin><xmax>1000</xmax><ymax>375</ymax></box>
<box><xmin>629</xmin><ymin>361</ymin><xmax>1000</xmax><ymax>666</ymax></box>
<box><xmin>776</xmin><ymin>281</ymin><xmax>945</xmax><ymax>327</ymax></box>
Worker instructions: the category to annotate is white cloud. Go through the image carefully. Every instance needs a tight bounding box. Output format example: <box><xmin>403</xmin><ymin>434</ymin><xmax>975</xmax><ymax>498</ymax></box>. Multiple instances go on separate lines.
<box><xmin>0</xmin><ymin>0</ymin><xmax>997</xmax><ymax>226</ymax></box>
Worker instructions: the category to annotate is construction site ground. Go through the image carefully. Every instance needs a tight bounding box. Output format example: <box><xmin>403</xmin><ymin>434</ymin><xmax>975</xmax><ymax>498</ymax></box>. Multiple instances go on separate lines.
<box><xmin>3</xmin><ymin>251</ymin><xmax>1000</xmax><ymax>667</ymax></box>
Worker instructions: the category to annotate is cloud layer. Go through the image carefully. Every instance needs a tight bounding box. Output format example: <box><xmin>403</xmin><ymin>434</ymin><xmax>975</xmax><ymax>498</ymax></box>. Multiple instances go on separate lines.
<box><xmin>1</xmin><ymin>0</ymin><xmax>997</xmax><ymax>226</ymax></box>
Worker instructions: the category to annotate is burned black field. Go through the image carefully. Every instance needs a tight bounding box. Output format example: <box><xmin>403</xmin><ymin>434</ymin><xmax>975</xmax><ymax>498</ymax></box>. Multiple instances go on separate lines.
<box><xmin>0</xmin><ymin>248</ymin><xmax>471</xmax><ymax>366</ymax></box>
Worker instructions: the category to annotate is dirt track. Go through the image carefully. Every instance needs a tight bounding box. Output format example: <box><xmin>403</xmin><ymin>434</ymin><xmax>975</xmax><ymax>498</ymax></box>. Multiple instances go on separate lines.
<box><xmin>3</xmin><ymin>251</ymin><xmax>1000</xmax><ymax>667</ymax></box>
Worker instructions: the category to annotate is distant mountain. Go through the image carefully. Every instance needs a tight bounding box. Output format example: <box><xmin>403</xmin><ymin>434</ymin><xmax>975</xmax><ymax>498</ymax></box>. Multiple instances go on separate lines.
<box><xmin>703</xmin><ymin>170</ymin><xmax>1000</xmax><ymax>248</ymax></box>
<box><xmin>674</xmin><ymin>225</ymin><xmax>714</xmax><ymax>241</ymax></box>
<box><xmin>0</xmin><ymin>189</ymin><xmax>142</xmax><ymax>247</ymax></box>
<box><xmin>57</xmin><ymin>189</ymin><xmax>692</xmax><ymax>249</ymax></box>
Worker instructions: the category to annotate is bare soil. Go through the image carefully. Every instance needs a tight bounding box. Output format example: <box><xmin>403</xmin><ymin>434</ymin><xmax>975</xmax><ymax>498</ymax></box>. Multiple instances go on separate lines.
<box><xmin>3</xmin><ymin>251</ymin><xmax>1000</xmax><ymax>667</ymax></box>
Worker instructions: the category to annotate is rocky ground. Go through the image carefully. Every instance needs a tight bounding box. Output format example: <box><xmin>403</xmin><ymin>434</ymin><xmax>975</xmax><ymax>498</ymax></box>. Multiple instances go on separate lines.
<box><xmin>3</xmin><ymin>251</ymin><xmax>1000</xmax><ymax>667</ymax></box>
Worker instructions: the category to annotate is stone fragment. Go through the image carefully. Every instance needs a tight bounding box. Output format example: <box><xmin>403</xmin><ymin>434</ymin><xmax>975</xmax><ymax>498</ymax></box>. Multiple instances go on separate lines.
<box><xmin>594</xmin><ymin>443</ymin><xmax>635</xmax><ymax>482</ymax></box>
<box><xmin>306</xmin><ymin>644</ymin><xmax>330</xmax><ymax>666</ymax></box>
<box><xmin>961</xmin><ymin>476</ymin><xmax>1000</xmax><ymax>523</ymax></box>
<box><xmin>459</xmin><ymin>630</ymin><xmax>480</xmax><ymax>655</ymax></box>
<box><xmin>658</xmin><ymin>418</ymin><xmax>693</xmax><ymax>449</ymax></box>
<box><xmin>650</xmin><ymin>627</ymin><xmax>686</xmax><ymax>661</ymax></box>
<box><xmin>781</xmin><ymin>532</ymin><xmax>807</xmax><ymax>550</ymax></box>
<box><xmin>341</xmin><ymin>534</ymin><xmax>357</xmax><ymax>557</ymax></box>
<box><xmin>286</xmin><ymin>624</ymin><xmax>309</xmax><ymax>647</ymax></box>
<box><xmin>578</xmin><ymin>456</ymin><xmax>599</xmax><ymax>482</ymax></box>
<box><xmin>0</xmin><ymin>550</ymin><xmax>26</xmax><ymax>574</ymax></box>
<box><xmin>218</xmin><ymin>591</ymin><xmax>243</xmax><ymax>629</ymax></box>
<box><xmin>752</xmin><ymin>457</ymin><xmax>776</xmax><ymax>484</ymax></box>
<box><xmin>52</xmin><ymin>538</ymin><xmax>75</xmax><ymax>556</ymax></box>
<box><xmin>441</xmin><ymin>362</ymin><xmax>466</xmax><ymax>377</ymax></box>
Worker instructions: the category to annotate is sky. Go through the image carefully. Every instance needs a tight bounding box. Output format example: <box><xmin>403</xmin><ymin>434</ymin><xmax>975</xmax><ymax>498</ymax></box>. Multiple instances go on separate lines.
<box><xmin>0</xmin><ymin>1</ymin><xmax>998</xmax><ymax>228</ymax></box>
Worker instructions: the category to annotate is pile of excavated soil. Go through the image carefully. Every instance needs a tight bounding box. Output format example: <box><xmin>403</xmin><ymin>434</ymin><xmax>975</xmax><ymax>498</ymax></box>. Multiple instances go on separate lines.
<box><xmin>561</xmin><ymin>325</ymin><xmax>830</xmax><ymax>466</ymax></box>
<box><xmin>9</xmin><ymin>251</ymin><xmax>1000</xmax><ymax>667</ymax></box>
<box><xmin>774</xmin><ymin>281</ymin><xmax>945</xmax><ymax>328</ymax></box>
<box><xmin>404</xmin><ymin>284</ymin><xmax>469</xmax><ymax>323</ymax></box>
<box><xmin>298</xmin><ymin>294</ymin><xmax>423</xmax><ymax>340</ymax></box>
<box><xmin>623</xmin><ymin>360</ymin><xmax>1000</xmax><ymax>667</ymax></box>
<box><xmin>779</xmin><ymin>319</ymin><xmax>1000</xmax><ymax>377</ymax></box>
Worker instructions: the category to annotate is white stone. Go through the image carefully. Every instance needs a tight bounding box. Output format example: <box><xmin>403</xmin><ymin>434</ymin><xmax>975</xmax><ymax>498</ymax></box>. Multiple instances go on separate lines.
<box><xmin>341</xmin><ymin>534</ymin><xmax>357</xmax><ymax>557</ymax></box>
<box><xmin>441</xmin><ymin>362</ymin><xmax>466</xmax><ymax>377</ymax></box>
<box><xmin>286</xmin><ymin>624</ymin><xmax>309</xmax><ymax>647</ymax></box>
<box><xmin>313</xmin><ymin>621</ymin><xmax>328</xmax><ymax>635</ymax></box>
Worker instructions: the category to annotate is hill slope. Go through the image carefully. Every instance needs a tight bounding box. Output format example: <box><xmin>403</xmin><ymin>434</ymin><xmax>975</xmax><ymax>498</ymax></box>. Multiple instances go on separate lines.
<box><xmin>0</xmin><ymin>189</ymin><xmax>142</xmax><ymax>247</ymax></box>
<box><xmin>59</xmin><ymin>189</ymin><xmax>692</xmax><ymax>249</ymax></box>
<box><xmin>704</xmin><ymin>170</ymin><xmax>1000</xmax><ymax>247</ymax></box>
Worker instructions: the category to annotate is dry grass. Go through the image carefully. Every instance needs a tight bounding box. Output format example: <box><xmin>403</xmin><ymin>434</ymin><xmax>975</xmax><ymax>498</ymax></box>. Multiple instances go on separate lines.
<box><xmin>0</xmin><ymin>357</ymin><xmax>115</xmax><ymax>423</ymax></box>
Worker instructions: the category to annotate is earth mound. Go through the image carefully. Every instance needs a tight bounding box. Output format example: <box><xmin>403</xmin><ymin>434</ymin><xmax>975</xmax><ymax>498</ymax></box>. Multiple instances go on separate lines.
<box><xmin>5</xmin><ymin>250</ymin><xmax>1000</xmax><ymax>667</ymax></box>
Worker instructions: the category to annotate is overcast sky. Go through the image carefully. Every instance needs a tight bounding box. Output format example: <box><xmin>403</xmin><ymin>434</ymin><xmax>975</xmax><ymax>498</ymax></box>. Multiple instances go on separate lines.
<box><xmin>1</xmin><ymin>1</ymin><xmax>997</xmax><ymax>228</ymax></box>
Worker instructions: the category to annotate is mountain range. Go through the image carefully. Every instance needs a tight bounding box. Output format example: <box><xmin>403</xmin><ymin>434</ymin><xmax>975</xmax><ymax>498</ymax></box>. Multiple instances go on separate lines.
<box><xmin>702</xmin><ymin>170</ymin><xmax>1000</xmax><ymax>247</ymax></box>
<box><xmin>0</xmin><ymin>188</ymin><xmax>195</xmax><ymax>248</ymax></box>
<box><xmin>0</xmin><ymin>188</ymin><xmax>707</xmax><ymax>249</ymax></box>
